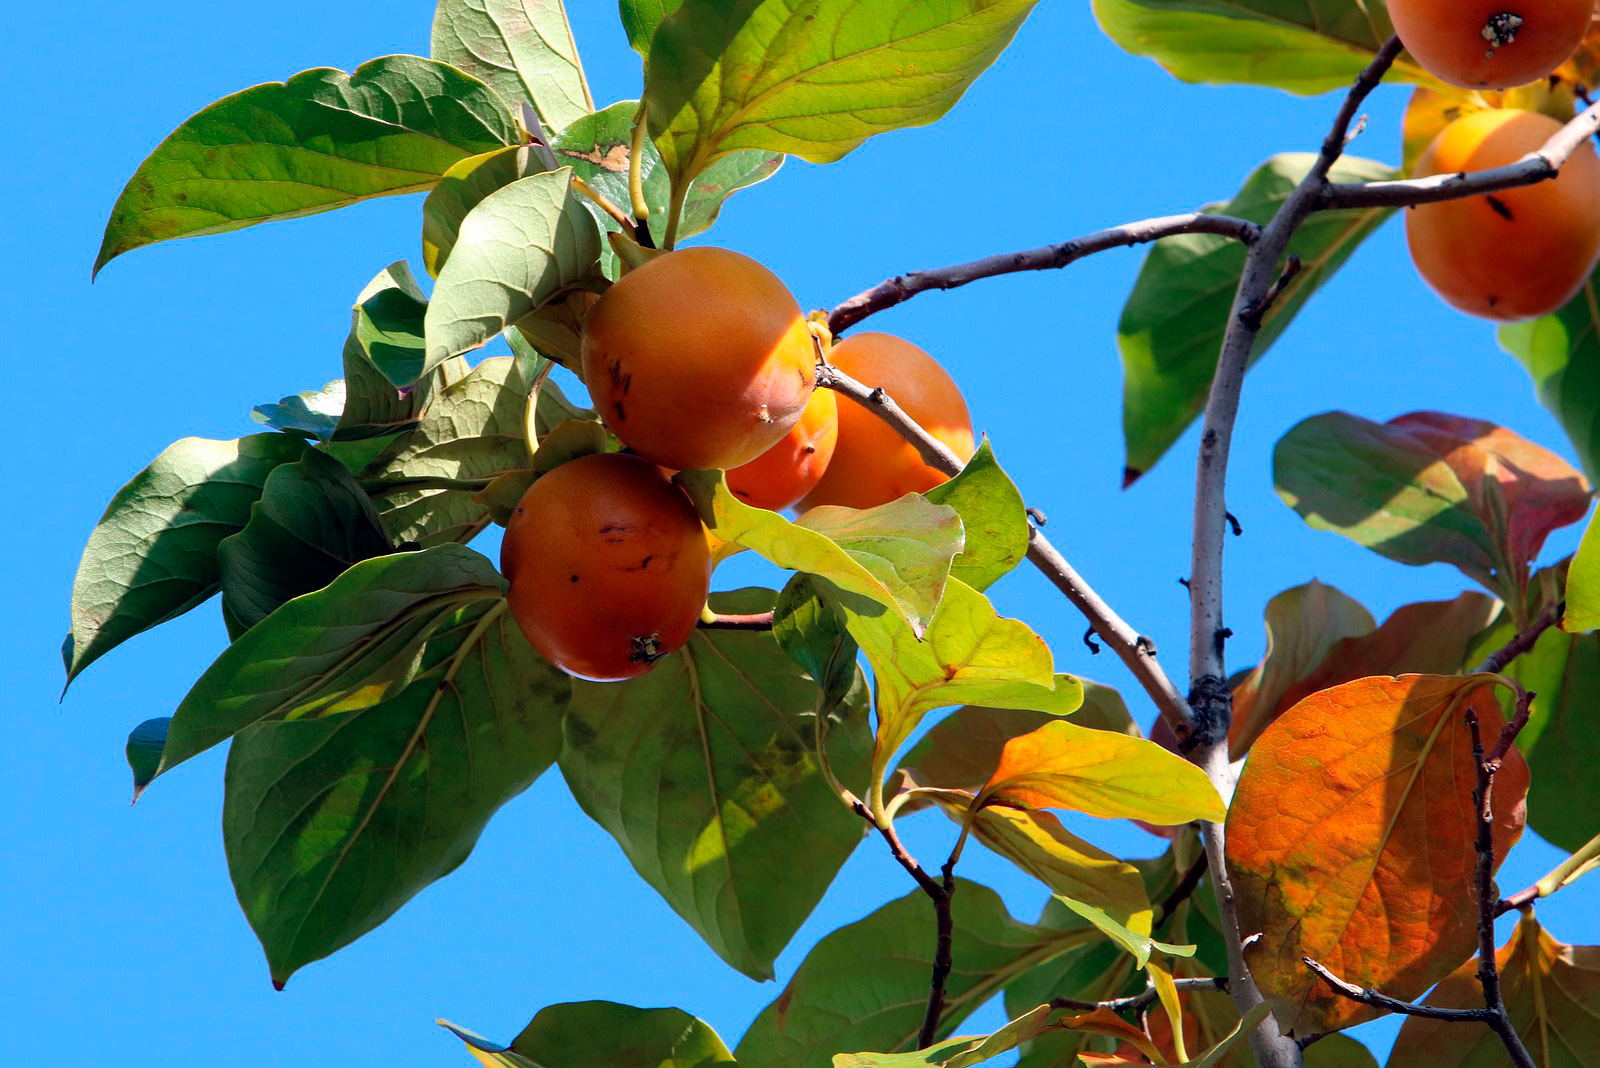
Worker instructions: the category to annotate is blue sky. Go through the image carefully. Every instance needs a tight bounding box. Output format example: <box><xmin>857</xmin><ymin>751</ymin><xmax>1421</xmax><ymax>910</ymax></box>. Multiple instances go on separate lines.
<box><xmin>5</xmin><ymin>1</ymin><xmax>1596</xmax><ymax>1065</ymax></box>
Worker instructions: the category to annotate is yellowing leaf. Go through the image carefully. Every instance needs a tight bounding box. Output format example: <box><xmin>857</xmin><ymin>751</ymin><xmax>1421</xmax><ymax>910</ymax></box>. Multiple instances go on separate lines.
<box><xmin>1387</xmin><ymin>914</ymin><xmax>1600</xmax><ymax>1067</ymax></box>
<box><xmin>1227</xmin><ymin>674</ymin><xmax>1530</xmax><ymax>1035</ymax></box>
<box><xmin>976</xmin><ymin>721</ymin><xmax>1225</xmax><ymax>825</ymax></box>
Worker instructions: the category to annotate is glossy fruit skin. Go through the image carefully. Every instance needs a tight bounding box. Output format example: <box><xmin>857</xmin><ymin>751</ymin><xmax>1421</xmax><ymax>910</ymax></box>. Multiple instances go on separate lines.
<box><xmin>1388</xmin><ymin>0</ymin><xmax>1594</xmax><ymax>89</ymax></box>
<box><xmin>501</xmin><ymin>453</ymin><xmax>711</xmax><ymax>682</ymax></box>
<box><xmin>798</xmin><ymin>333</ymin><xmax>975</xmax><ymax>512</ymax></box>
<box><xmin>1407</xmin><ymin>109</ymin><xmax>1600</xmax><ymax>321</ymax></box>
<box><xmin>725</xmin><ymin>386</ymin><xmax>839</xmax><ymax>511</ymax></box>
<box><xmin>580</xmin><ymin>246</ymin><xmax>817</xmax><ymax>472</ymax></box>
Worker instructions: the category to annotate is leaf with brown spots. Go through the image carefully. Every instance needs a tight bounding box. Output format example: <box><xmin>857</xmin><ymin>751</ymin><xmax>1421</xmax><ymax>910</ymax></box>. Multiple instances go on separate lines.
<box><xmin>1226</xmin><ymin>674</ymin><xmax>1529</xmax><ymax>1036</ymax></box>
<box><xmin>1387</xmin><ymin>915</ymin><xmax>1600</xmax><ymax>1067</ymax></box>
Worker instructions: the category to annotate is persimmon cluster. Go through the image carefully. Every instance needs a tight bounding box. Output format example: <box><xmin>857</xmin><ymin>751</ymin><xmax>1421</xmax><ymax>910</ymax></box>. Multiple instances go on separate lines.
<box><xmin>1396</xmin><ymin>0</ymin><xmax>1600</xmax><ymax>319</ymax></box>
<box><xmin>499</xmin><ymin>247</ymin><xmax>975</xmax><ymax>681</ymax></box>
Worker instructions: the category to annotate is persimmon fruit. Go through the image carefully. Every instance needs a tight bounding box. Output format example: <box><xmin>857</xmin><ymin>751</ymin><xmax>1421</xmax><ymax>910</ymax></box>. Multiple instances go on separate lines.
<box><xmin>1387</xmin><ymin>0</ymin><xmax>1594</xmax><ymax>89</ymax></box>
<box><xmin>798</xmin><ymin>332</ymin><xmax>975</xmax><ymax>512</ymax></box>
<box><xmin>501</xmin><ymin>452</ymin><xmax>711</xmax><ymax>682</ymax></box>
<box><xmin>580</xmin><ymin>246</ymin><xmax>817</xmax><ymax>472</ymax></box>
<box><xmin>1406</xmin><ymin>108</ymin><xmax>1600</xmax><ymax>321</ymax></box>
<box><xmin>725</xmin><ymin>386</ymin><xmax>839</xmax><ymax>511</ymax></box>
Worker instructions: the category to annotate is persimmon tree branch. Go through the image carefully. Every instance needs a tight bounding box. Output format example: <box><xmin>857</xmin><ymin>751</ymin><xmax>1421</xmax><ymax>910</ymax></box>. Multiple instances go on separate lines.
<box><xmin>1302</xmin><ymin>959</ymin><xmax>1495</xmax><ymax>1022</ymax></box>
<box><xmin>1471</xmin><ymin>601</ymin><xmax>1563</xmax><ymax>674</ymax></box>
<box><xmin>1050</xmin><ymin>976</ymin><xmax>1228</xmax><ymax>1015</ymax></box>
<box><xmin>1182</xmin><ymin>37</ymin><xmax>1407</xmax><ymax>1068</ymax></box>
<box><xmin>827</xmin><ymin>214</ymin><xmax>1262</xmax><ymax>335</ymax></box>
<box><xmin>1320</xmin><ymin>97</ymin><xmax>1600</xmax><ymax>209</ymax></box>
<box><xmin>814</xmin><ymin>363</ymin><xmax>1193</xmax><ymax>735</ymax></box>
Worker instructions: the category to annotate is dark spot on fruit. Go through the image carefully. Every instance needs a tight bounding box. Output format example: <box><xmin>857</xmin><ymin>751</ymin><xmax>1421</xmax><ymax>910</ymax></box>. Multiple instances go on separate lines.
<box><xmin>630</xmin><ymin>633</ymin><xmax>666</xmax><ymax>664</ymax></box>
<box><xmin>803</xmin><ymin>445</ymin><xmax>816</xmax><ymax>454</ymax></box>
<box><xmin>613</xmin><ymin>399</ymin><xmax>627</xmax><ymax>421</ymax></box>
<box><xmin>641</xmin><ymin>555</ymin><xmax>653</xmax><ymax>568</ymax></box>
<box><xmin>569</xmin><ymin>574</ymin><xmax>578</xmax><ymax>582</ymax></box>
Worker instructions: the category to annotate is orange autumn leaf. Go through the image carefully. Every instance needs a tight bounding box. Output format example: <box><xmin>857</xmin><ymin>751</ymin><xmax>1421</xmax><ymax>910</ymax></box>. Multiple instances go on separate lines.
<box><xmin>1226</xmin><ymin>674</ymin><xmax>1529</xmax><ymax>1036</ymax></box>
<box><xmin>1387</xmin><ymin>914</ymin><xmax>1600</xmax><ymax>1067</ymax></box>
<box><xmin>1059</xmin><ymin>1007</ymin><xmax>1164</xmax><ymax>1064</ymax></box>
<box><xmin>976</xmin><ymin>721</ymin><xmax>1225</xmax><ymax>826</ymax></box>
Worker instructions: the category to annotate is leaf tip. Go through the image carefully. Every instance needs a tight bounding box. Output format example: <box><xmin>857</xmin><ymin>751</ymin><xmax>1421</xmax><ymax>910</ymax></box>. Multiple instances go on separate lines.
<box><xmin>1121</xmin><ymin>466</ymin><xmax>1143</xmax><ymax>490</ymax></box>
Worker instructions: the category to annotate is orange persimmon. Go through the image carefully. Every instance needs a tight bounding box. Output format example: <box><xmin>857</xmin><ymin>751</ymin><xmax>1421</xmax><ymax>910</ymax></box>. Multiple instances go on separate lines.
<box><xmin>1388</xmin><ymin>0</ymin><xmax>1593</xmax><ymax>89</ymax></box>
<box><xmin>725</xmin><ymin>386</ymin><xmax>839</xmax><ymax>511</ymax></box>
<box><xmin>1406</xmin><ymin>108</ymin><xmax>1600</xmax><ymax>320</ymax></box>
<box><xmin>501</xmin><ymin>453</ymin><xmax>711</xmax><ymax>682</ymax></box>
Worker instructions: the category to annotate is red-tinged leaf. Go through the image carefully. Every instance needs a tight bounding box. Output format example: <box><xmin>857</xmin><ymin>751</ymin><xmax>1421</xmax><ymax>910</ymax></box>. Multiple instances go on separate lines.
<box><xmin>1232</xmin><ymin>592</ymin><xmax>1500</xmax><ymax>758</ymax></box>
<box><xmin>1226</xmin><ymin>674</ymin><xmax>1530</xmax><ymax>1035</ymax></box>
<box><xmin>1230</xmin><ymin>581</ymin><xmax>1376</xmax><ymax>758</ymax></box>
<box><xmin>1274</xmin><ymin>410</ymin><xmax>1590</xmax><ymax>601</ymax></box>
<box><xmin>1387</xmin><ymin>914</ymin><xmax>1600</xmax><ymax>1067</ymax></box>
<box><xmin>1079</xmin><ymin>1004</ymin><xmax>1271</xmax><ymax>1068</ymax></box>
<box><xmin>977</xmin><ymin>721</ymin><xmax>1225</xmax><ymax>825</ymax></box>
<box><xmin>1060</xmin><ymin>1007</ymin><xmax>1165</xmax><ymax>1063</ymax></box>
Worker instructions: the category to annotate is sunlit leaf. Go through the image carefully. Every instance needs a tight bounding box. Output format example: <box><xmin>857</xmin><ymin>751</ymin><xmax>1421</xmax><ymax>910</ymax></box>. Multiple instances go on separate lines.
<box><xmin>619</xmin><ymin>0</ymin><xmax>682</xmax><ymax>59</ymax></box>
<box><xmin>423</xmin><ymin>167</ymin><xmax>603</xmax><ymax>375</ymax></box>
<box><xmin>679</xmin><ymin>469</ymin><xmax>962</xmax><ymax>636</ymax></box>
<box><xmin>1230</xmin><ymin>580</ymin><xmax>1375</xmax><ymax>757</ymax></box>
<box><xmin>1275</xmin><ymin>410</ymin><xmax>1591</xmax><ymax>600</ymax></box>
<box><xmin>976</xmin><ymin>720</ymin><xmax>1225</xmax><ymax>825</ymax></box>
<box><xmin>216</xmin><ymin>450</ymin><xmax>393</xmax><ymax>630</ymax></box>
<box><xmin>645</xmin><ymin>0</ymin><xmax>1040</xmax><ymax>185</ymax></box>
<box><xmin>431</xmin><ymin>0</ymin><xmax>592</xmax><ymax>130</ymax></box>
<box><xmin>1501</xmin><ymin>272</ymin><xmax>1600</xmax><ymax>485</ymax></box>
<box><xmin>1079</xmin><ymin>1004</ymin><xmax>1271</xmax><ymax>1067</ymax></box>
<box><xmin>252</xmin><ymin>380</ymin><xmax>346</xmax><ymax>442</ymax></box>
<box><xmin>833</xmin><ymin>1004</ymin><xmax>1055</xmax><ymax>1068</ymax></box>
<box><xmin>64</xmin><ymin>433</ymin><xmax>310</xmax><ymax>685</ymax></box>
<box><xmin>1232</xmin><ymin>587</ymin><xmax>1500</xmax><ymax>757</ymax></box>
<box><xmin>156</xmin><ymin>544</ymin><xmax>506</xmax><ymax>778</ymax></box>
<box><xmin>422</xmin><ymin>146</ymin><xmax>550</xmax><ymax>277</ymax></box>
<box><xmin>442</xmin><ymin>1001</ymin><xmax>735</xmax><ymax>1068</ymax></box>
<box><xmin>1120</xmin><ymin>155</ymin><xmax>1395</xmax><ymax>482</ymax></box>
<box><xmin>1566</xmin><ymin>502</ymin><xmax>1600</xmax><ymax>631</ymax></box>
<box><xmin>737</xmin><ymin>880</ymin><xmax>1069</xmax><ymax>1068</ymax></box>
<box><xmin>559</xmin><ymin>589</ymin><xmax>871</xmax><ymax>980</ymax></box>
<box><xmin>1092</xmin><ymin>0</ymin><xmax>1438</xmax><ymax>94</ymax></box>
<box><xmin>225</xmin><ymin>598</ymin><xmax>567</xmax><ymax>986</ymax></box>
<box><xmin>1387</xmin><ymin>915</ymin><xmax>1600</xmax><ymax>1067</ymax></box>
<box><xmin>923</xmin><ymin>441</ymin><xmax>1029</xmax><ymax>591</ymax></box>
<box><xmin>95</xmin><ymin>57</ymin><xmax>517</xmax><ymax>274</ymax></box>
<box><xmin>1004</xmin><ymin>896</ymin><xmax>1141</xmax><ymax>1068</ymax></box>
<box><xmin>1227</xmin><ymin>673</ymin><xmax>1530</xmax><ymax>1035</ymax></box>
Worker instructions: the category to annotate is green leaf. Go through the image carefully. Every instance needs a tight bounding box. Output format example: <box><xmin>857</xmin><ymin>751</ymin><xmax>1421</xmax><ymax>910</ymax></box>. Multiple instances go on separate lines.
<box><xmin>346</xmin><ymin>262</ymin><xmax>432</xmax><ymax>398</ymax></box>
<box><xmin>65</xmin><ymin>433</ymin><xmax>310</xmax><ymax>685</ymax></box>
<box><xmin>737</xmin><ymin>880</ymin><xmax>1068</xmax><ymax>1068</ymax></box>
<box><xmin>553</xmin><ymin>100</ymin><xmax>782</xmax><ymax>267</ymax></box>
<box><xmin>558</xmin><ymin>589</ymin><xmax>872</xmax><ymax>980</ymax></box>
<box><xmin>1091</xmin><ymin>0</ymin><xmax>1440</xmax><ymax>95</ymax></box>
<box><xmin>645</xmin><ymin>0</ymin><xmax>1040</xmax><ymax>184</ymax></box>
<box><xmin>126</xmin><ymin>717</ymin><xmax>171</xmax><ymax>803</ymax></box>
<box><xmin>156</xmin><ymin>545</ymin><xmax>505</xmax><ymax>779</ymax></box>
<box><xmin>773</xmin><ymin>574</ymin><xmax>861</xmax><ymax>717</ymax></box>
<box><xmin>252</xmin><ymin>381</ymin><xmax>345</xmax><ymax>442</ymax></box>
<box><xmin>620</xmin><ymin>0</ymin><xmax>681</xmax><ymax>58</ymax></box>
<box><xmin>216</xmin><ymin>450</ymin><xmax>394</xmax><ymax>630</ymax></box>
<box><xmin>830</xmin><ymin>577</ymin><xmax>1081</xmax><ymax>777</ymax></box>
<box><xmin>224</xmin><ymin>598</ymin><xmax>567</xmax><ymax>986</ymax></box>
<box><xmin>431</xmin><ymin>0</ymin><xmax>593</xmax><ymax>131</ymax></box>
<box><xmin>834</xmin><ymin>1005</ymin><xmax>1056</xmax><ymax>1068</ymax></box>
<box><xmin>679</xmin><ymin>469</ymin><xmax>962</xmax><ymax>637</ymax></box>
<box><xmin>364</xmin><ymin>355</ymin><xmax>537</xmax><ymax>546</ymax></box>
<box><xmin>95</xmin><ymin>56</ymin><xmax>518</xmax><ymax>275</ymax></box>
<box><xmin>443</xmin><ymin>1001</ymin><xmax>736</xmax><ymax>1068</ymax></box>
<box><xmin>1501</xmin><ymin>273</ymin><xmax>1600</xmax><ymax>484</ymax></box>
<box><xmin>422</xmin><ymin>146</ymin><xmax>550</xmax><ymax>277</ymax></box>
<box><xmin>423</xmin><ymin>167</ymin><xmax>603</xmax><ymax>375</ymax></box>
<box><xmin>1120</xmin><ymin>154</ymin><xmax>1396</xmax><ymax>482</ymax></box>
<box><xmin>1273</xmin><ymin>410</ymin><xmax>1591</xmax><ymax>598</ymax></box>
<box><xmin>923</xmin><ymin>440</ymin><xmax>1029</xmax><ymax>591</ymax></box>
<box><xmin>1569</xmin><ymin>506</ymin><xmax>1600</xmax><ymax>631</ymax></box>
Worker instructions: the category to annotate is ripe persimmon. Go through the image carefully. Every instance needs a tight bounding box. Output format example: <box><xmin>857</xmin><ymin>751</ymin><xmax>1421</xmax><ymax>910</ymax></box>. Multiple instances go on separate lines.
<box><xmin>725</xmin><ymin>386</ymin><xmax>839</xmax><ymax>511</ymax></box>
<box><xmin>501</xmin><ymin>453</ymin><xmax>711</xmax><ymax>682</ymax></box>
<box><xmin>798</xmin><ymin>333</ymin><xmax>975</xmax><ymax>512</ymax></box>
<box><xmin>1406</xmin><ymin>108</ymin><xmax>1600</xmax><ymax>320</ymax></box>
<box><xmin>1388</xmin><ymin>0</ymin><xmax>1594</xmax><ymax>89</ymax></box>
<box><xmin>580</xmin><ymin>246</ymin><xmax>816</xmax><ymax>472</ymax></box>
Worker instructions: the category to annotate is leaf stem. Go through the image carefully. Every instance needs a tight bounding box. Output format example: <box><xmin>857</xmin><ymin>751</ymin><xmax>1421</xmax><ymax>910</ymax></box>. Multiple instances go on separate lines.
<box><xmin>571</xmin><ymin>175</ymin><xmax>638</xmax><ymax>232</ymax></box>
<box><xmin>630</xmin><ymin>102</ymin><xmax>652</xmax><ymax>226</ymax></box>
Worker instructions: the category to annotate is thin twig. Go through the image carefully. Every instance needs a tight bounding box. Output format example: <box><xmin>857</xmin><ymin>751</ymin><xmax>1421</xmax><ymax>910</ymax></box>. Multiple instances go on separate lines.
<box><xmin>1497</xmin><ymin>829</ymin><xmax>1600</xmax><ymax>915</ymax></box>
<box><xmin>1155</xmin><ymin>852</ymin><xmax>1209</xmax><ymax>927</ymax></box>
<box><xmin>697</xmin><ymin>611</ymin><xmax>775</xmax><ymax>630</ymax></box>
<box><xmin>1466</xmin><ymin>709</ymin><xmax>1538</xmax><ymax>1068</ymax></box>
<box><xmin>1182</xmin><ymin>39</ymin><xmax>1408</xmax><ymax>1068</ymax></box>
<box><xmin>1051</xmin><ymin>976</ymin><xmax>1228</xmax><ymax>1015</ymax></box>
<box><xmin>1320</xmin><ymin>98</ymin><xmax>1600</xmax><ymax>209</ymax></box>
<box><xmin>1303</xmin><ymin>959</ymin><xmax>1493</xmax><ymax>1022</ymax></box>
<box><xmin>852</xmin><ymin>801</ymin><xmax>952</xmax><ymax>1048</ymax></box>
<box><xmin>827</xmin><ymin>214</ymin><xmax>1261</xmax><ymax>335</ymax></box>
<box><xmin>815</xmin><ymin>363</ymin><xmax>1194</xmax><ymax>736</ymax></box>
<box><xmin>1471</xmin><ymin>602</ymin><xmax>1562</xmax><ymax>675</ymax></box>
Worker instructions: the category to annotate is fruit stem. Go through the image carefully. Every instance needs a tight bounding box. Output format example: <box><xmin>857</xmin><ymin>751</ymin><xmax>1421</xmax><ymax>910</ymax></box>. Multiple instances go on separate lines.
<box><xmin>629</xmin><ymin>102</ymin><xmax>651</xmax><ymax>225</ymax></box>
<box><xmin>570</xmin><ymin>175</ymin><xmax>636</xmax><ymax>233</ymax></box>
